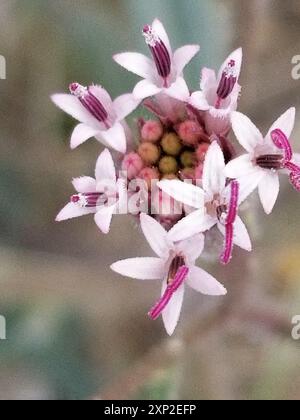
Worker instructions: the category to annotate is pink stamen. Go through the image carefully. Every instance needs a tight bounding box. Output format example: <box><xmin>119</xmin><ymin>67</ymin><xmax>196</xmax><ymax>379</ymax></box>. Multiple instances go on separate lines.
<box><xmin>70</xmin><ymin>83</ymin><xmax>110</xmax><ymax>128</ymax></box>
<box><xmin>71</xmin><ymin>193</ymin><xmax>102</xmax><ymax>208</ymax></box>
<box><xmin>143</xmin><ymin>25</ymin><xmax>171</xmax><ymax>81</ymax></box>
<box><xmin>220</xmin><ymin>223</ymin><xmax>234</xmax><ymax>265</ymax></box>
<box><xmin>271</xmin><ymin>129</ymin><xmax>300</xmax><ymax>192</ymax></box>
<box><xmin>220</xmin><ymin>181</ymin><xmax>239</xmax><ymax>265</ymax></box>
<box><xmin>148</xmin><ymin>266</ymin><xmax>189</xmax><ymax>320</ymax></box>
<box><xmin>215</xmin><ymin>59</ymin><xmax>237</xmax><ymax>107</ymax></box>
<box><xmin>271</xmin><ymin>129</ymin><xmax>292</xmax><ymax>162</ymax></box>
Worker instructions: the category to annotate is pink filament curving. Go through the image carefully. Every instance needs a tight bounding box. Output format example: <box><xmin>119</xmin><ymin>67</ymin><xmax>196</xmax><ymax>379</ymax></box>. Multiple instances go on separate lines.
<box><xmin>290</xmin><ymin>172</ymin><xmax>300</xmax><ymax>192</ymax></box>
<box><xmin>226</xmin><ymin>181</ymin><xmax>239</xmax><ymax>225</ymax></box>
<box><xmin>220</xmin><ymin>223</ymin><xmax>234</xmax><ymax>265</ymax></box>
<box><xmin>148</xmin><ymin>266</ymin><xmax>189</xmax><ymax>320</ymax></box>
<box><xmin>271</xmin><ymin>129</ymin><xmax>293</xmax><ymax>162</ymax></box>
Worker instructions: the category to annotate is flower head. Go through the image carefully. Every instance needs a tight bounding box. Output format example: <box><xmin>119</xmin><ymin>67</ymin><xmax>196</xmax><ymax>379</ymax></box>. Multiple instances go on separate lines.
<box><xmin>113</xmin><ymin>19</ymin><xmax>200</xmax><ymax>102</ymax></box>
<box><xmin>189</xmin><ymin>48</ymin><xmax>243</xmax><ymax>136</ymax></box>
<box><xmin>158</xmin><ymin>142</ymin><xmax>252</xmax><ymax>264</ymax></box>
<box><xmin>56</xmin><ymin>149</ymin><xmax>126</xmax><ymax>234</ymax></box>
<box><xmin>52</xmin><ymin>84</ymin><xmax>140</xmax><ymax>153</ymax></box>
<box><xmin>225</xmin><ymin>108</ymin><xmax>299</xmax><ymax>214</ymax></box>
<box><xmin>111</xmin><ymin>214</ymin><xmax>226</xmax><ymax>335</ymax></box>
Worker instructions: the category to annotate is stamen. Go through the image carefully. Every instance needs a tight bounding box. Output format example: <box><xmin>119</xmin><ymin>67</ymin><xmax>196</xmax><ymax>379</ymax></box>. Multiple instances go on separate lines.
<box><xmin>290</xmin><ymin>171</ymin><xmax>300</xmax><ymax>192</ymax></box>
<box><xmin>256</xmin><ymin>154</ymin><xmax>284</xmax><ymax>170</ymax></box>
<box><xmin>149</xmin><ymin>265</ymin><xmax>189</xmax><ymax>320</ymax></box>
<box><xmin>220</xmin><ymin>181</ymin><xmax>239</xmax><ymax>265</ymax></box>
<box><xmin>143</xmin><ymin>25</ymin><xmax>171</xmax><ymax>83</ymax></box>
<box><xmin>71</xmin><ymin>193</ymin><xmax>102</xmax><ymax>208</ymax></box>
<box><xmin>271</xmin><ymin>129</ymin><xmax>292</xmax><ymax>161</ymax></box>
<box><xmin>216</xmin><ymin>59</ymin><xmax>237</xmax><ymax>107</ymax></box>
<box><xmin>220</xmin><ymin>224</ymin><xmax>234</xmax><ymax>265</ymax></box>
<box><xmin>69</xmin><ymin>83</ymin><xmax>110</xmax><ymax>127</ymax></box>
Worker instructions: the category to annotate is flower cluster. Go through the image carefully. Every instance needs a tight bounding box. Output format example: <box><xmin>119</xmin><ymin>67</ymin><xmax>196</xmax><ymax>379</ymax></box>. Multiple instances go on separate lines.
<box><xmin>52</xmin><ymin>19</ymin><xmax>300</xmax><ymax>335</ymax></box>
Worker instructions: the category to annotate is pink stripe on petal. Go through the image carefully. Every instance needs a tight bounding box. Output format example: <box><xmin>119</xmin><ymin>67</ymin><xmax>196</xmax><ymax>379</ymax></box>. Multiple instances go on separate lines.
<box><xmin>226</xmin><ymin>181</ymin><xmax>239</xmax><ymax>224</ymax></box>
<box><xmin>220</xmin><ymin>223</ymin><xmax>234</xmax><ymax>265</ymax></box>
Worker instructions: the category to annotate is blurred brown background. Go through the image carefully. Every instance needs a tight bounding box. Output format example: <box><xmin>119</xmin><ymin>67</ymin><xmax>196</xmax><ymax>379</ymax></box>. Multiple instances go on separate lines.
<box><xmin>0</xmin><ymin>0</ymin><xmax>300</xmax><ymax>400</ymax></box>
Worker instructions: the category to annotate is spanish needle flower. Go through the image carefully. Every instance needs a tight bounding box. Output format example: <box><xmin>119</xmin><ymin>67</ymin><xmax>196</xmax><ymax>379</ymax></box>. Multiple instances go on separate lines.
<box><xmin>225</xmin><ymin>108</ymin><xmax>300</xmax><ymax>214</ymax></box>
<box><xmin>111</xmin><ymin>214</ymin><xmax>226</xmax><ymax>335</ymax></box>
<box><xmin>158</xmin><ymin>142</ymin><xmax>252</xmax><ymax>264</ymax></box>
<box><xmin>56</xmin><ymin>149</ymin><xmax>126</xmax><ymax>234</ymax></box>
<box><xmin>113</xmin><ymin>19</ymin><xmax>200</xmax><ymax>102</ymax></box>
<box><xmin>52</xmin><ymin>83</ymin><xmax>139</xmax><ymax>153</ymax></box>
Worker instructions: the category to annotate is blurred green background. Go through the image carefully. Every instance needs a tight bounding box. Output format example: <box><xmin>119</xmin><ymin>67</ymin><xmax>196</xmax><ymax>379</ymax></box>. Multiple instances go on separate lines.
<box><xmin>0</xmin><ymin>0</ymin><xmax>300</xmax><ymax>400</ymax></box>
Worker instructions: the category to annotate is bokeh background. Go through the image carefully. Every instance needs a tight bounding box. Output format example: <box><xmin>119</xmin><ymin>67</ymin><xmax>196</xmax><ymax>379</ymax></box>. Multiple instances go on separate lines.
<box><xmin>0</xmin><ymin>0</ymin><xmax>300</xmax><ymax>400</ymax></box>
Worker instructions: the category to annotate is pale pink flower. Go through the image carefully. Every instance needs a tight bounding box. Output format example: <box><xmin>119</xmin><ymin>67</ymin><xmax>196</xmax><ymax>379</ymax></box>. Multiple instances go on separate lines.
<box><xmin>190</xmin><ymin>48</ymin><xmax>243</xmax><ymax>136</ymax></box>
<box><xmin>225</xmin><ymin>108</ymin><xmax>300</xmax><ymax>214</ymax></box>
<box><xmin>113</xmin><ymin>19</ymin><xmax>200</xmax><ymax>102</ymax></box>
<box><xmin>111</xmin><ymin>214</ymin><xmax>226</xmax><ymax>335</ymax></box>
<box><xmin>56</xmin><ymin>149</ymin><xmax>126</xmax><ymax>234</ymax></box>
<box><xmin>52</xmin><ymin>83</ymin><xmax>139</xmax><ymax>153</ymax></box>
<box><xmin>158</xmin><ymin>142</ymin><xmax>252</xmax><ymax>264</ymax></box>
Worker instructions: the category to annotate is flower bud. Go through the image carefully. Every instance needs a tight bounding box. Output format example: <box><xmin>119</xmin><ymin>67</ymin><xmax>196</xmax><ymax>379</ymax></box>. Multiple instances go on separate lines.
<box><xmin>159</xmin><ymin>156</ymin><xmax>179</xmax><ymax>175</ymax></box>
<box><xmin>161</xmin><ymin>133</ymin><xmax>182</xmax><ymax>156</ymax></box>
<box><xmin>122</xmin><ymin>153</ymin><xmax>144</xmax><ymax>180</ymax></box>
<box><xmin>180</xmin><ymin>151</ymin><xmax>197</xmax><ymax>168</ymax></box>
<box><xmin>138</xmin><ymin>142</ymin><xmax>161</xmax><ymax>165</ymax></box>
<box><xmin>178</xmin><ymin>120</ymin><xmax>204</xmax><ymax>146</ymax></box>
<box><xmin>138</xmin><ymin>167</ymin><xmax>160</xmax><ymax>190</ymax></box>
<box><xmin>141</xmin><ymin>120</ymin><xmax>164</xmax><ymax>143</ymax></box>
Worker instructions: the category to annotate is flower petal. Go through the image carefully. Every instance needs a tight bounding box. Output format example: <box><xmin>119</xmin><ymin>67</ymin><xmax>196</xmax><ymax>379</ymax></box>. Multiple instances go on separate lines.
<box><xmin>70</xmin><ymin>123</ymin><xmax>99</xmax><ymax>149</ymax></box>
<box><xmin>169</xmin><ymin>211</ymin><xmax>216</xmax><ymax>242</ymax></box>
<box><xmin>152</xmin><ymin>18</ymin><xmax>172</xmax><ymax>56</ymax></box>
<box><xmin>98</xmin><ymin>123</ymin><xmax>127</xmax><ymax>154</ymax></box>
<box><xmin>218</xmin><ymin>48</ymin><xmax>243</xmax><ymax>82</ymax></box>
<box><xmin>157</xmin><ymin>180</ymin><xmax>204</xmax><ymax>209</ymax></box>
<box><xmin>187</xmin><ymin>266</ymin><xmax>227</xmax><ymax>296</ymax></box>
<box><xmin>140</xmin><ymin>214</ymin><xmax>170</xmax><ymax>258</ymax></box>
<box><xmin>113</xmin><ymin>94</ymin><xmax>141</xmax><ymax>121</ymax></box>
<box><xmin>225</xmin><ymin>154</ymin><xmax>256</xmax><ymax>178</ymax></box>
<box><xmin>95</xmin><ymin>149</ymin><xmax>116</xmax><ymax>183</ymax></box>
<box><xmin>218</xmin><ymin>217</ymin><xmax>252</xmax><ymax>251</ymax></box>
<box><xmin>189</xmin><ymin>91</ymin><xmax>209</xmax><ymax>111</ymax></box>
<box><xmin>231</xmin><ymin>112</ymin><xmax>264</xmax><ymax>153</ymax></box>
<box><xmin>72</xmin><ymin>176</ymin><xmax>97</xmax><ymax>193</ymax></box>
<box><xmin>133</xmin><ymin>80</ymin><xmax>162</xmax><ymax>100</ymax></box>
<box><xmin>113</xmin><ymin>53</ymin><xmax>156</xmax><ymax>80</ymax></box>
<box><xmin>267</xmin><ymin>107</ymin><xmax>296</xmax><ymax>141</ymax></box>
<box><xmin>200</xmin><ymin>67</ymin><xmax>217</xmax><ymax>93</ymax></box>
<box><xmin>94</xmin><ymin>204</ymin><xmax>116</xmax><ymax>234</ymax></box>
<box><xmin>173</xmin><ymin>45</ymin><xmax>200</xmax><ymax>76</ymax></box>
<box><xmin>162</xmin><ymin>281</ymin><xmax>184</xmax><ymax>336</ymax></box>
<box><xmin>51</xmin><ymin>94</ymin><xmax>97</xmax><ymax>127</ymax></box>
<box><xmin>237</xmin><ymin>171</ymin><xmax>264</xmax><ymax>204</ymax></box>
<box><xmin>203</xmin><ymin>141</ymin><xmax>226</xmax><ymax>195</ymax></box>
<box><xmin>165</xmin><ymin>77</ymin><xmax>190</xmax><ymax>102</ymax></box>
<box><xmin>258</xmin><ymin>172</ymin><xmax>280</xmax><ymax>214</ymax></box>
<box><xmin>55</xmin><ymin>203</ymin><xmax>95</xmax><ymax>222</ymax></box>
<box><xmin>111</xmin><ymin>257</ymin><xmax>165</xmax><ymax>280</ymax></box>
<box><xmin>233</xmin><ymin>217</ymin><xmax>252</xmax><ymax>251</ymax></box>
<box><xmin>175</xmin><ymin>233</ymin><xmax>205</xmax><ymax>263</ymax></box>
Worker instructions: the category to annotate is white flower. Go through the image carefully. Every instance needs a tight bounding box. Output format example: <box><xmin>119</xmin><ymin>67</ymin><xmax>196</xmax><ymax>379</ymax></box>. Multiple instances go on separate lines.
<box><xmin>113</xmin><ymin>19</ymin><xmax>200</xmax><ymax>102</ymax></box>
<box><xmin>111</xmin><ymin>214</ymin><xmax>226</xmax><ymax>336</ymax></box>
<box><xmin>158</xmin><ymin>142</ymin><xmax>253</xmax><ymax>264</ymax></box>
<box><xmin>189</xmin><ymin>48</ymin><xmax>243</xmax><ymax>136</ymax></box>
<box><xmin>225</xmin><ymin>108</ymin><xmax>300</xmax><ymax>214</ymax></box>
<box><xmin>56</xmin><ymin>149</ymin><xmax>126</xmax><ymax>234</ymax></box>
<box><xmin>52</xmin><ymin>83</ymin><xmax>139</xmax><ymax>153</ymax></box>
